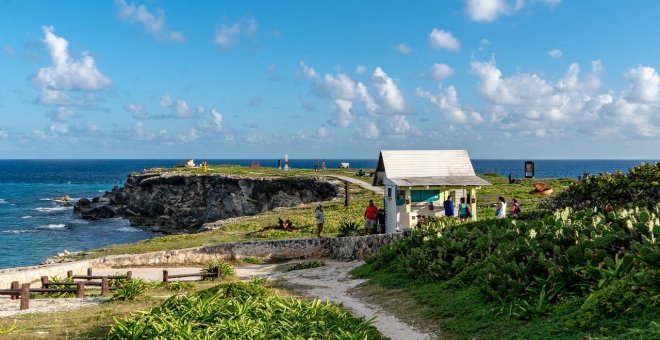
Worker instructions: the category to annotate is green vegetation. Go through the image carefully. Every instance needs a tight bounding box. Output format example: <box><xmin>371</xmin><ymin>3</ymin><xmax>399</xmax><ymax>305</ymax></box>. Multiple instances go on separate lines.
<box><xmin>285</xmin><ymin>260</ymin><xmax>325</xmax><ymax>272</ymax></box>
<box><xmin>0</xmin><ymin>321</ymin><xmax>17</xmax><ymax>336</ymax></box>
<box><xmin>354</xmin><ymin>163</ymin><xmax>660</xmax><ymax>338</ymax></box>
<box><xmin>109</xmin><ymin>281</ymin><xmax>381</xmax><ymax>339</ymax></box>
<box><xmin>203</xmin><ymin>260</ymin><xmax>236</xmax><ymax>279</ymax></box>
<box><xmin>112</xmin><ymin>279</ymin><xmax>147</xmax><ymax>301</ymax></box>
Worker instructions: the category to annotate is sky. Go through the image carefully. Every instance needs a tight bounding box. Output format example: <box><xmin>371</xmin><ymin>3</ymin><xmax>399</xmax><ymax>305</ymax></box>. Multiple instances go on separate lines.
<box><xmin>0</xmin><ymin>0</ymin><xmax>659</xmax><ymax>159</ymax></box>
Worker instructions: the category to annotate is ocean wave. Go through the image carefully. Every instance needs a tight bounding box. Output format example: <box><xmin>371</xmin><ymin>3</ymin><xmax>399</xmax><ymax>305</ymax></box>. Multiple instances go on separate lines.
<box><xmin>1</xmin><ymin>229</ymin><xmax>33</xmax><ymax>234</ymax></box>
<box><xmin>0</xmin><ymin>199</ymin><xmax>8</xmax><ymax>204</ymax></box>
<box><xmin>116</xmin><ymin>226</ymin><xmax>142</xmax><ymax>232</ymax></box>
<box><xmin>34</xmin><ymin>206</ymin><xmax>70</xmax><ymax>212</ymax></box>
<box><xmin>21</xmin><ymin>215</ymin><xmax>32</xmax><ymax>219</ymax></box>
<box><xmin>39</xmin><ymin>198</ymin><xmax>52</xmax><ymax>201</ymax></box>
<box><xmin>37</xmin><ymin>224</ymin><xmax>67</xmax><ymax>230</ymax></box>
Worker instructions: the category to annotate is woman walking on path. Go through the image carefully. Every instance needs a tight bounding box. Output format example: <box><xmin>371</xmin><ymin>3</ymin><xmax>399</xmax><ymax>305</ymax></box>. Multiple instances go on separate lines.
<box><xmin>314</xmin><ymin>204</ymin><xmax>325</xmax><ymax>237</ymax></box>
<box><xmin>458</xmin><ymin>197</ymin><xmax>471</xmax><ymax>222</ymax></box>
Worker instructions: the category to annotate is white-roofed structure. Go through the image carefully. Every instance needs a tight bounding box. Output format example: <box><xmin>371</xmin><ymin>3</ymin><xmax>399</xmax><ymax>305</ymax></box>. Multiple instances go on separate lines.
<box><xmin>372</xmin><ymin>150</ymin><xmax>490</xmax><ymax>232</ymax></box>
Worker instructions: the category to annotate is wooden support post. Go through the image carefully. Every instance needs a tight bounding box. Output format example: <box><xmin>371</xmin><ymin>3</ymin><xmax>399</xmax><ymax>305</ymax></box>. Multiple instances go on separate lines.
<box><xmin>41</xmin><ymin>276</ymin><xmax>49</xmax><ymax>288</ymax></box>
<box><xmin>163</xmin><ymin>270</ymin><xmax>169</xmax><ymax>282</ymax></box>
<box><xmin>344</xmin><ymin>181</ymin><xmax>349</xmax><ymax>207</ymax></box>
<box><xmin>76</xmin><ymin>282</ymin><xmax>85</xmax><ymax>298</ymax></box>
<box><xmin>101</xmin><ymin>277</ymin><xmax>109</xmax><ymax>296</ymax></box>
<box><xmin>20</xmin><ymin>283</ymin><xmax>30</xmax><ymax>310</ymax></box>
<box><xmin>216</xmin><ymin>267</ymin><xmax>221</xmax><ymax>279</ymax></box>
<box><xmin>10</xmin><ymin>281</ymin><xmax>18</xmax><ymax>300</ymax></box>
<box><xmin>126</xmin><ymin>271</ymin><xmax>132</xmax><ymax>280</ymax></box>
<box><xmin>87</xmin><ymin>268</ymin><xmax>93</xmax><ymax>281</ymax></box>
<box><xmin>67</xmin><ymin>270</ymin><xmax>73</xmax><ymax>279</ymax></box>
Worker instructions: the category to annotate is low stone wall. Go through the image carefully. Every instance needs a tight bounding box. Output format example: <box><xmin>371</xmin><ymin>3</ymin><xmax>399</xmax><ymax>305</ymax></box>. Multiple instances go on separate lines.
<box><xmin>0</xmin><ymin>260</ymin><xmax>94</xmax><ymax>289</ymax></box>
<box><xmin>0</xmin><ymin>234</ymin><xmax>404</xmax><ymax>287</ymax></box>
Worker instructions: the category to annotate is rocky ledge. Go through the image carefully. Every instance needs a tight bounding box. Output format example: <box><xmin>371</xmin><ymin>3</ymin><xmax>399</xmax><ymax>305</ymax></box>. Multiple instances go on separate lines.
<box><xmin>74</xmin><ymin>172</ymin><xmax>339</xmax><ymax>233</ymax></box>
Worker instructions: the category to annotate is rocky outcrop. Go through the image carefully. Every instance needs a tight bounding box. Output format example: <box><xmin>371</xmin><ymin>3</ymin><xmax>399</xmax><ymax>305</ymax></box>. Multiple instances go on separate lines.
<box><xmin>74</xmin><ymin>172</ymin><xmax>339</xmax><ymax>233</ymax></box>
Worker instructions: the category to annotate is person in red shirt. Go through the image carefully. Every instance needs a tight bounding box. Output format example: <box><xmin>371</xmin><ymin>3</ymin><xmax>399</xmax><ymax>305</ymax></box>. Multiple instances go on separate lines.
<box><xmin>364</xmin><ymin>200</ymin><xmax>378</xmax><ymax>235</ymax></box>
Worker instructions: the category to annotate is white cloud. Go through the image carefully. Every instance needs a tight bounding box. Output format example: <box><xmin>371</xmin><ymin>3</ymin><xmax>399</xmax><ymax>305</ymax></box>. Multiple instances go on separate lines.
<box><xmin>371</xmin><ymin>67</ymin><xmax>405</xmax><ymax>112</ymax></box>
<box><xmin>466</xmin><ymin>0</ymin><xmax>560</xmax><ymax>22</ymax></box>
<box><xmin>318</xmin><ymin>126</ymin><xmax>328</xmax><ymax>138</ymax></box>
<box><xmin>396</xmin><ymin>43</ymin><xmax>412</xmax><ymax>55</ymax></box>
<box><xmin>361</xmin><ymin>121</ymin><xmax>380</xmax><ymax>139</ymax></box>
<box><xmin>126</xmin><ymin>103</ymin><xmax>149</xmax><ymax>119</ymax></box>
<box><xmin>417</xmin><ymin>86</ymin><xmax>483</xmax><ymax>125</ymax></box>
<box><xmin>0</xmin><ymin>128</ymin><xmax>8</xmax><ymax>140</ymax></box>
<box><xmin>114</xmin><ymin>0</ymin><xmax>185</xmax><ymax>42</ymax></box>
<box><xmin>211</xmin><ymin>109</ymin><xmax>223</xmax><ymax>129</ymax></box>
<box><xmin>430</xmin><ymin>63</ymin><xmax>455</xmax><ymax>81</ymax></box>
<box><xmin>160</xmin><ymin>94</ymin><xmax>205</xmax><ymax>118</ymax></box>
<box><xmin>33</xmin><ymin>26</ymin><xmax>111</xmax><ymax>106</ymax></box>
<box><xmin>355</xmin><ymin>65</ymin><xmax>366</xmax><ymax>75</ymax></box>
<box><xmin>213</xmin><ymin>17</ymin><xmax>259</xmax><ymax>48</ymax></box>
<box><xmin>48</xmin><ymin>107</ymin><xmax>76</xmax><ymax>122</ymax></box>
<box><xmin>624</xmin><ymin>66</ymin><xmax>660</xmax><ymax>103</ymax></box>
<box><xmin>389</xmin><ymin>115</ymin><xmax>420</xmax><ymax>137</ymax></box>
<box><xmin>3</xmin><ymin>45</ymin><xmax>15</xmax><ymax>58</ymax></box>
<box><xmin>548</xmin><ymin>49</ymin><xmax>563</xmax><ymax>59</ymax></box>
<box><xmin>429</xmin><ymin>28</ymin><xmax>460</xmax><ymax>51</ymax></box>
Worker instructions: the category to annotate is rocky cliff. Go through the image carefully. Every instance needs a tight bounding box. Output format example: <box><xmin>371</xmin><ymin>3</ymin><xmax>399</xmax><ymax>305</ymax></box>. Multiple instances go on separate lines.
<box><xmin>74</xmin><ymin>172</ymin><xmax>339</xmax><ymax>233</ymax></box>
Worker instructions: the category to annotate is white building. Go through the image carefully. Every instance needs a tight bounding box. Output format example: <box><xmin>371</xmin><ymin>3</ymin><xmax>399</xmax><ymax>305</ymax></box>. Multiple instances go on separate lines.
<box><xmin>372</xmin><ymin>150</ymin><xmax>491</xmax><ymax>233</ymax></box>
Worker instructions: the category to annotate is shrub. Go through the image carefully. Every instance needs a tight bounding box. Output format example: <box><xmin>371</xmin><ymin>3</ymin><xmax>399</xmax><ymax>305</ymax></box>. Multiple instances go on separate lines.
<box><xmin>113</xmin><ymin>279</ymin><xmax>146</xmax><ymax>301</ymax></box>
<box><xmin>203</xmin><ymin>260</ymin><xmax>236</xmax><ymax>280</ymax></box>
<box><xmin>338</xmin><ymin>220</ymin><xmax>362</xmax><ymax>237</ymax></box>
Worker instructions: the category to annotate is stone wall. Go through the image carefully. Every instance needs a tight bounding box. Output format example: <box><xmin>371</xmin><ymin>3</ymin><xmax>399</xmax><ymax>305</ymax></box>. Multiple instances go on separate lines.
<box><xmin>0</xmin><ymin>234</ymin><xmax>404</xmax><ymax>287</ymax></box>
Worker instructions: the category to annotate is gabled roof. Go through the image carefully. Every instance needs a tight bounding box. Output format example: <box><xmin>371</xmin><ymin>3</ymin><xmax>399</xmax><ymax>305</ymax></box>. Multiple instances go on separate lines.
<box><xmin>372</xmin><ymin>150</ymin><xmax>491</xmax><ymax>187</ymax></box>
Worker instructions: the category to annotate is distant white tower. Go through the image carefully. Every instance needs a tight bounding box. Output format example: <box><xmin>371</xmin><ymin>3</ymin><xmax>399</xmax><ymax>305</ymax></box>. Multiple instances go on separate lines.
<box><xmin>284</xmin><ymin>154</ymin><xmax>289</xmax><ymax>171</ymax></box>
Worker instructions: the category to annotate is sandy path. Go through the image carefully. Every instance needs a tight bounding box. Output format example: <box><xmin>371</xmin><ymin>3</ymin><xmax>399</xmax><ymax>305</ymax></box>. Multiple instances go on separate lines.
<box><xmin>1</xmin><ymin>262</ymin><xmax>435</xmax><ymax>339</ymax></box>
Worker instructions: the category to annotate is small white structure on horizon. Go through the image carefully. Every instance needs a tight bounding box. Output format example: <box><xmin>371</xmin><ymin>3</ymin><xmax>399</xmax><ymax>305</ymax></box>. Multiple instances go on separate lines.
<box><xmin>185</xmin><ymin>159</ymin><xmax>196</xmax><ymax>167</ymax></box>
<box><xmin>372</xmin><ymin>150</ymin><xmax>491</xmax><ymax>233</ymax></box>
<box><xmin>340</xmin><ymin>162</ymin><xmax>350</xmax><ymax>169</ymax></box>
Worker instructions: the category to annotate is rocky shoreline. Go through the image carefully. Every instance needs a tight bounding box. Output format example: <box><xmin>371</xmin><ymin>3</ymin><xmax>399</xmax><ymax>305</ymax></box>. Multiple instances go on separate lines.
<box><xmin>73</xmin><ymin>171</ymin><xmax>339</xmax><ymax>234</ymax></box>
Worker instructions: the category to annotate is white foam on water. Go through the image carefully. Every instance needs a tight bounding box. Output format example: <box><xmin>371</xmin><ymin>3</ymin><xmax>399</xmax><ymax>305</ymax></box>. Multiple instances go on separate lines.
<box><xmin>34</xmin><ymin>206</ymin><xmax>69</xmax><ymax>212</ymax></box>
<box><xmin>1</xmin><ymin>229</ymin><xmax>32</xmax><ymax>234</ymax></box>
<box><xmin>0</xmin><ymin>199</ymin><xmax>8</xmax><ymax>204</ymax></box>
<box><xmin>39</xmin><ymin>198</ymin><xmax>52</xmax><ymax>201</ymax></box>
<box><xmin>21</xmin><ymin>215</ymin><xmax>32</xmax><ymax>219</ymax></box>
<box><xmin>117</xmin><ymin>226</ymin><xmax>142</xmax><ymax>232</ymax></box>
<box><xmin>37</xmin><ymin>224</ymin><xmax>67</xmax><ymax>229</ymax></box>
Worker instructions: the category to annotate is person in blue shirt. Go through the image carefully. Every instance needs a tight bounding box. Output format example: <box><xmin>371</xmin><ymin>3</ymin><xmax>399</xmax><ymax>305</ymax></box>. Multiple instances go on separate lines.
<box><xmin>443</xmin><ymin>195</ymin><xmax>455</xmax><ymax>217</ymax></box>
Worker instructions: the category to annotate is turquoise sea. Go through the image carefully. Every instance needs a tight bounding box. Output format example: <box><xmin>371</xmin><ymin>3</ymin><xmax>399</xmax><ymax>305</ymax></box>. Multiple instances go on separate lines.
<box><xmin>0</xmin><ymin>159</ymin><xmax>657</xmax><ymax>269</ymax></box>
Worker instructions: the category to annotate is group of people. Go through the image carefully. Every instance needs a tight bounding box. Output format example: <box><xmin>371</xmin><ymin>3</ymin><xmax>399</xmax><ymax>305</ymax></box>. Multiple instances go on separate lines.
<box><xmin>313</xmin><ymin>199</ymin><xmax>384</xmax><ymax>237</ymax></box>
<box><xmin>443</xmin><ymin>195</ymin><xmax>521</xmax><ymax>221</ymax></box>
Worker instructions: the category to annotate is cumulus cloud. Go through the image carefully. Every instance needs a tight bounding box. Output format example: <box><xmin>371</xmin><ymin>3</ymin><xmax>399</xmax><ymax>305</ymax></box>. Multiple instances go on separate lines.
<box><xmin>429</xmin><ymin>28</ymin><xmax>460</xmax><ymax>51</ymax></box>
<box><xmin>466</xmin><ymin>0</ymin><xmax>560</xmax><ymax>22</ymax></box>
<box><xmin>396</xmin><ymin>43</ymin><xmax>412</xmax><ymax>55</ymax></box>
<box><xmin>160</xmin><ymin>94</ymin><xmax>205</xmax><ymax>118</ymax></box>
<box><xmin>115</xmin><ymin>0</ymin><xmax>185</xmax><ymax>42</ymax></box>
<box><xmin>548</xmin><ymin>49</ymin><xmax>563</xmax><ymax>59</ymax></box>
<box><xmin>48</xmin><ymin>107</ymin><xmax>76</xmax><ymax>122</ymax></box>
<box><xmin>624</xmin><ymin>66</ymin><xmax>660</xmax><ymax>103</ymax></box>
<box><xmin>389</xmin><ymin>114</ymin><xmax>421</xmax><ymax>137</ymax></box>
<box><xmin>211</xmin><ymin>109</ymin><xmax>223</xmax><ymax>129</ymax></box>
<box><xmin>213</xmin><ymin>17</ymin><xmax>259</xmax><ymax>48</ymax></box>
<box><xmin>361</xmin><ymin>121</ymin><xmax>380</xmax><ymax>139</ymax></box>
<box><xmin>318</xmin><ymin>126</ymin><xmax>328</xmax><ymax>138</ymax></box>
<box><xmin>371</xmin><ymin>67</ymin><xmax>405</xmax><ymax>112</ymax></box>
<box><xmin>33</xmin><ymin>26</ymin><xmax>111</xmax><ymax>106</ymax></box>
<box><xmin>417</xmin><ymin>86</ymin><xmax>483</xmax><ymax>125</ymax></box>
<box><xmin>355</xmin><ymin>65</ymin><xmax>366</xmax><ymax>75</ymax></box>
<box><xmin>125</xmin><ymin>103</ymin><xmax>149</xmax><ymax>119</ymax></box>
<box><xmin>430</xmin><ymin>63</ymin><xmax>455</xmax><ymax>81</ymax></box>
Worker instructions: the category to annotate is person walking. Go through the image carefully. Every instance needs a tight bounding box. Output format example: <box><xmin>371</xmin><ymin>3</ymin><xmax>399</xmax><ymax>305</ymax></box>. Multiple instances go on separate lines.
<box><xmin>510</xmin><ymin>199</ymin><xmax>521</xmax><ymax>217</ymax></box>
<box><xmin>364</xmin><ymin>200</ymin><xmax>378</xmax><ymax>235</ymax></box>
<box><xmin>458</xmin><ymin>197</ymin><xmax>472</xmax><ymax>222</ymax></box>
<box><xmin>314</xmin><ymin>204</ymin><xmax>324</xmax><ymax>237</ymax></box>
<box><xmin>443</xmin><ymin>195</ymin><xmax>455</xmax><ymax>217</ymax></box>
<box><xmin>496</xmin><ymin>197</ymin><xmax>507</xmax><ymax>218</ymax></box>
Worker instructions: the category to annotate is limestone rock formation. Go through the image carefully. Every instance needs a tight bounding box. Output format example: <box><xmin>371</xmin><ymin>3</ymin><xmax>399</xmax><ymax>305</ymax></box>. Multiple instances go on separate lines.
<box><xmin>74</xmin><ymin>172</ymin><xmax>339</xmax><ymax>233</ymax></box>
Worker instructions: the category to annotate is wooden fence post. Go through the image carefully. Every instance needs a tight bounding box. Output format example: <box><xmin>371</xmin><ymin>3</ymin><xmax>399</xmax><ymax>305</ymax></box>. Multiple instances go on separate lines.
<box><xmin>41</xmin><ymin>276</ymin><xmax>49</xmax><ymax>288</ymax></box>
<box><xmin>216</xmin><ymin>267</ymin><xmax>221</xmax><ymax>279</ymax></box>
<box><xmin>10</xmin><ymin>281</ymin><xmax>18</xmax><ymax>300</ymax></box>
<box><xmin>87</xmin><ymin>268</ymin><xmax>93</xmax><ymax>281</ymax></box>
<box><xmin>20</xmin><ymin>283</ymin><xmax>30</xmax><ymax>310</ymax></box>
<box><xmin>67</xmin><ymin>270</ymin><xmax>73</xmax><ymax>279</ymax></box>
<box><xmin>163</xmin><ymin>270</ymin><xmax>169</xmax><ymax>282</ymax></box>
<box><xmin>101</xmin><ymin>277</ymin><xmax>109</xmax><ymax>296</ymax></box>
<box><xmin>126</xmin><ymin>271</ymin><xmax>132</xmax><ymax>280</ymax></box>
<box><xmin>76</xmin><ymin>282</ymin><xmax>85</xmax><ymax>298</ymax></box>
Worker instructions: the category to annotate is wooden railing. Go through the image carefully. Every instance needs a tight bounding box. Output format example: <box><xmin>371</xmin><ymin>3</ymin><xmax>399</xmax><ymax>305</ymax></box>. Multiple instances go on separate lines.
<box><xmin>162</xmin><ymin>268</ymin><xmax>219</xmax><ymax>282</ymax></box>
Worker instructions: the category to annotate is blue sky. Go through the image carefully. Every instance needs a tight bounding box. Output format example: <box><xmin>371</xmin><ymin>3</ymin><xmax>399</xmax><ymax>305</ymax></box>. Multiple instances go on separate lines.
<box><xmin>0</xmin><ymin>0</ymin><xmax>659</xmax><ymax>159</ymax></box>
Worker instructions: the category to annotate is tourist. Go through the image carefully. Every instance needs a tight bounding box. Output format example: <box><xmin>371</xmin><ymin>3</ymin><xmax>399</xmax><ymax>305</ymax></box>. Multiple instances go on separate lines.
<box><xmin>314</xmin><ymin>204</ymin><xmax>324</xmax><ymax>238</ymax></box>
<box><xmin>510</xmin><ymin>199</ymin><xmax>521</xmax><ymax>217</ymax></box>
<box><xmin>443</xmin><ymin>195</ymin><xmax>454</xmax><ymax>217</ymax></box>
<box><xmin>458</xmin><ymin>197</ymin><xmax>472</xmax><ymax>222</ymax></box>
<box><xmin>496</xmin><ymin>197</ymin><xmax>507</xmax><ymax>218</ymax></box>
<box><xmin>364</xmin><ymin>200</ymin><xmax>378</xmax><ymax>235</ymax></box>
<box><xmin>376</xmin><ymin>208</ymin><xmax>386</xmax><ymax>233</ymax></box>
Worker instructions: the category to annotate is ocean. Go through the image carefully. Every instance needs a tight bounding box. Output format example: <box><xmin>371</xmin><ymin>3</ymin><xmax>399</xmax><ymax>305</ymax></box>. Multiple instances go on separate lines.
<box><xmin>0</xmin><ymin>159</ymin><xmax>657</xmax><ymax>269</ymax></box>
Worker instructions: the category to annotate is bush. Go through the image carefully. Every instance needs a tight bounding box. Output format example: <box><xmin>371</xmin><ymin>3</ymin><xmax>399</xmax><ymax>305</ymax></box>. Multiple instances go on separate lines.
<box><xmin>285</xmin><ymin>260</ymin><xmax>325</xmax><ymax>272</ymax></box>
<box><xmin>109</xmin><ymin>282</ymin><xmax>381</xmax><ymax>339</ymax></box>
<box><xmin>113</xmin><ymin>279</ymin><xmax>146</xmax><ymax>301</ymax></box>
<box><xmin>203</xmin><ymin>260</ymin><xmax>236</xmax><ymax>280</ymax></box>
<box><xmin>338</xmin><ymin>220</ymin><xmax>362</xmax><ymax>237</ymax></box>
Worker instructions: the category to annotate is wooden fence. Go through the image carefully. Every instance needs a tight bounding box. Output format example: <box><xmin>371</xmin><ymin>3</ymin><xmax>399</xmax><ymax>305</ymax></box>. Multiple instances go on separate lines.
<box><xmin>162</xmin><ymin>268</ymin><xmax>219</xmax><ymax>282</ymax></box>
